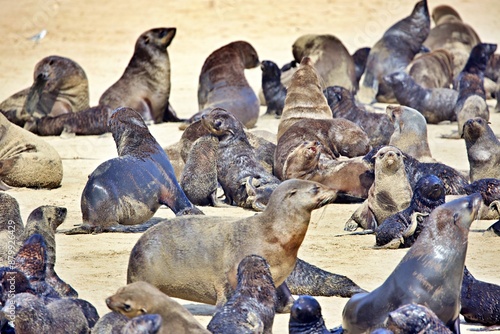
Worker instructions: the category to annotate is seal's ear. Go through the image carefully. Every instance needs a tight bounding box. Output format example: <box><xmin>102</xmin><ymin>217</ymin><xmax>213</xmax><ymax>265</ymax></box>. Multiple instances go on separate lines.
<box><xmin>140</xmin><ymin>308</ymin><xmax>147</xmax><ymax>314</ymax></box>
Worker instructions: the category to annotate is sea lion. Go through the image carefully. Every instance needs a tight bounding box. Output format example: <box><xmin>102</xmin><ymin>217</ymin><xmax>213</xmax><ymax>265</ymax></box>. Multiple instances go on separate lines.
<box><xmin>106</xmin><ymin>281</ymin><xmax>209</xmax><ymax>334</ymax></box>
<box><xmin>291</xmin><ymin>34</ymin><xmax>358</xmax><ymax>92</ymax></box>
<box><xmin>384</xmin><ymin>71</ymin><xmax>458</xmax><ymax>124</ymax></box>
<box><xmin>99</xmin><ymin>27</ymin><xmax>180</xmax><ymax>124</ymax></box>
<box><xmin>375</xmin><ymin>174</ymin><xmax>446</xmax><ymax>248</ymax></box>
<box><xmin>185</xmin><ymin>40</ymin><xmax>260</xmax><ymax>128</ymax></box>
<box><xmin>288</xmin><ymin>295</ymin><xmax>332</xmax><ymax>334</ymax></box>
<box><xmin>261</xmin><ymin>60</ymin><xmax>287</xmax><ymax>117</ymax></box>
<box><xmin>122</xmin><ymin>314</ymin><xmax>163</xmax><ymax>334</ymax></box>
<box><xmin>65</xmin><ymin>107</ymin><xmax>202</xmax><ymax>234</ymax></box>
<box><xmin>352</xmin><ymin>47</ymin><xmax>371</xmax><ymax>84</ymax></box>
<box><xmin>324</xmin><ymin>85</ymin><xmax>393</xmax><ymax>147</ymax></box>
<box><xmin>462</xmin><ymin>117</ymin><xmax>500</xmax><ymax>182</ymax></box>
<box><xmin>406</xmin><ymin>49</ymin><xmax>454</xmax><ymax>89</ymax></box>
<box><xmin>0</xmin><ymin>112</ymin><xmax>63</xmax><ymax>190</ymax></box>
<box><xmin>127</xmin><ymin>179</ymin><xmax>338</xmax><ymax>310</ymax></box>
<box><xmin>277</xmin><ymin>56</ymin><xmax>333</xmax><ymax>141</ymax></box>
<box><xmin>341</xmin><ymin>194</ymin><xmax>482</xmax><ymax>333</ymax></box>
<box><xmin>386</xmin><ymin>303</ymin><xmax>453</xmax><ymax>334</ymax></box>
<box><xmin>358</xmin><ymin>0</ymin><xmax>430</xmax><ymax>103</ymax></box>
<box><xmin>461</xmin><ymin>267</ymin><xmax>500</xmax><ymax>326</ymax></box>
<box><xmin>0</xmin><ymin>55</ymin><xmax>89</xmax><ymax>127</ymax></box>
<box><xmin>386</xmin><ymin>105</ymin><xmax>434</xmax><ymax>162</ymax></box>
<box><xmin>345</xmin><ymin>146</ymin><xmax>412</xmax><ymax>231</ymax></box>
<box><xmin>207</xmin><ymin>255</ymin><xmax>277</xmax><ymax>334</ymax></box>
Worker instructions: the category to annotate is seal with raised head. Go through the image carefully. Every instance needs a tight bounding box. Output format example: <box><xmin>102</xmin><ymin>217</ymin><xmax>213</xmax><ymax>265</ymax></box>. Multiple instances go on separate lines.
<box><xmin>207</xmin><ymin>255</ymin><xmax>277</xmax><ymax>334</ymax></box>
<box><xmin>106</xmin><ymin>281</ymin><xmax>209</xmax><ymax>334</ymax></box>
<box><xmin>358</xmin><ymin>0</ymin><xmax>430</xmax><ymax>103</ymax></box>
<box><xmin>99</xmin><ymin>27</ymin><xmax>180</xmax><ymax>124</ymax></box>
<box><xmin>0</xmin><ymin>112</ymin><xmax>63</xmax><ymax>190</ymax></box>
<box><xmin>406</xmin><ymin>48</ymin><xmax>454</xmax><ymax>89</ymax></box>
<box><xmin>462</xmin><ymin>117</ymin><xmax>500</xmax><ymax>182</ymax></box>
<box><xmin>292</xmin><ymin>34</ymin><xmax>358</xmax><ymax>92</ymax></box>
<box><xmin>341</xmin><ymin>194</ymin><xmax>482</xmax><ymax>333</ymax></box>
<box><xmin>288</xmin><ymin>295</ymin><xmax>332</xmax><ymax>334</ymax></box>
<box><xmin>0</xmin><ymin>55</ymin><xmax>89</xmax><ymax>127</ymax></box>
<box><xmin>385</xmin><ymin>303</ymin><xmax>453</xmax><ymax>334</ymax></box>
<box><xmin>127</xmin><ymin>179</ymin><xmax>338</xmax><ymax>310</ymax></box>
<box><xmin>65</xmin><ymin>107</ymin><xmax>202</xmax><ymax>235</ymax></box>
<box><xmin>185</xmin><ymin>40</ymin><xmax>260</xmax><ymax>128</ymax></box>
<box><xmin>261</xmin><ymin>60</ymin><xmax>287</xmax><ymax>117</ymax></box>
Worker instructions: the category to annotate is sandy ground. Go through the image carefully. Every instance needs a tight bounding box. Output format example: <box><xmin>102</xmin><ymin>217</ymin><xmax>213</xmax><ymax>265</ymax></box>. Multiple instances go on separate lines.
<box><xmin>1</xmin><ymin>0</ymin><xmax>499</xmax><ymax>332</ymax></box>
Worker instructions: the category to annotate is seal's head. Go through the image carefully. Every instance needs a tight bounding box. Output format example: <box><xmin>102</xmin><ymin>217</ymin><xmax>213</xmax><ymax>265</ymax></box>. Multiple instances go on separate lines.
<box><xmin>373</xmin><ymin>146</ymin><xmax>404</xmax><ymax>173</ymax></box>
<box><xmin>201</xmin><ymin>107</ymin><xmax>242</xmax><ymax>139</ymax></box>
<box><xmin>261</xmin><ymin>60</ymin><xmax>281</xmax><ymax>78</ymax></box>
<box><xmin>461</xmin><ymin>117</ymin><xmax>490</xmax><ymax>142</ymax></box>
<box><xmin>290</xmin><ymin>295</ymin><xmax>324</xmax><ymax>325</ymax></box>
<box><xmin>27</xmin><ymin>206</ymin><xmax>67</xmax><ymax>232</ymax></box>
<box><xmin>415</xmin><ymin>175</ymin><xmax>445</xmax><ymax>203</ymax></box>
<box><xmin>136</xmin><ymin>27</ymin><xmax>176</xmax><ymax>52</ymax></box>
<box><xmin>106</xmin><ymin>282</ymin><xmax>150</xmax><ymax>318</ymax></box>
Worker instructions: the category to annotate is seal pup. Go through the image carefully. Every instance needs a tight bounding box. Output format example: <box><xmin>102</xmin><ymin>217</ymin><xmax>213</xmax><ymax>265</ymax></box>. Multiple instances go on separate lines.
<box><xmin>345</xmin><ymin>146</ymin><xmax>413</xmax><ymax>231</ymax></box>
<box><xmin>385</xmin><ymin>303</ymin><xmax>453</xmax><ymax>334</ymax></box>
<box><xmin>288</xmin><ymin>295</ymin><xmax>332</xmax><ymax>334</ymax></box>
<box><xmin>122</xmin><ymin>314</ymin><xmax>163</xmax><ymax>334</ymax></box>
<box><xmin>0</xmin><ymin>112</ymin><xmax>62</xmax><ymax>189</ymax></box>
<box><xmin>127</xmin><ymin>179</ymin><xmax>338</xmax><ymax>309</ymax></box>
<box><xmin>341</xmin><ymin>194</ymin><xmax>482</xmax><ymax>333</ymax></box>
<box><xmin>324</xmin><ymin>85</ymin><xmax>393</xmax><ymax>147</ymax></box>
<box><xmin>460</xmin><ymin>267</ymin><xmax>500</xmax><ymax>327</ymax></box>
<box><xmin>292</xmin><ymin>34</ymin><xmax>358</xmax><ymax>92</ymax></box>
<box><xmin>358</xmin><ymin>0</ymin><xmax>430</xmax><ymax>103</ymax></box>
<box><xmin>99</xmin><ymin>27</ymin><xmax>179</xmax><ymax>123</ymax></box>
<box><xmin>261</xmin><ymin>60</ymin><xmax>287</xmax><ymax>117</ymax></box>
<box><xmin>90</xmin><ymin>311</ymin><xmax>129</xmax><ymax>334</ymax></box>
<box><xmin>185</xmin><ymin>40</ymin><xmax>260</xmax><ymax>128</ymax></box>
<box><xmin>65</xmin><ymin>107</ymin><xmax>202</xmax><ymax>234</ymax></box>
<box><xmin>106</xmin><ymin>281</ymin><xmax>209</xmax><ymax>334</ymax></box>
<box><xmin>406</xmin><ymin>49</ymin><xmax>454</xmax><ymax>89</ymax></box>
<box><xmin>352</xmin><ymin>47</ymin><xmax>371</xmax><ymax>84</ymax></box>
<box><xmin>0</xmin><ymin>268</ymin><xmax>35</xmax><ymax>306</ymax></box>
<box><xmin>386</xmin><ymin>105</ymin><xmax>434</xmax><ymax>162</ymax></box>
<box><xmin>462</xmin><ymin>117</ymin><xmax>500</xmax><ymax>182</ymax></box>
<box><xmin>0</xmin><ymin>55</ymin><xmax>89</xmax><ymax>127</ymax></box>
<box><xmin>464</xmin><ymin>178</ymin><xmax>500</xmax><ymax>220</ymax></box>
<box><xmin>375</xmin><ymin>174</ymin><xmax>446</xmax><ymax>248</ymax></box>
<box><xmin>207</xmin><ymin>255</ymin><xmax>277</xmax><ymax>334</ymax></box>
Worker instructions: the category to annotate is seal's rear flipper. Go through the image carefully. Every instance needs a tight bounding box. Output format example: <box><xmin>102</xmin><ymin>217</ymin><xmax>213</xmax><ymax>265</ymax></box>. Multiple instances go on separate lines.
<box><xmin>105</xmin><ymin>218</ymin><xmax>165</xmax><ymax>233</ymax></box>
<box><xmin>163</xmin><ymin>102</ymin><xmax>184</xmax><ymax>122</ymax></box>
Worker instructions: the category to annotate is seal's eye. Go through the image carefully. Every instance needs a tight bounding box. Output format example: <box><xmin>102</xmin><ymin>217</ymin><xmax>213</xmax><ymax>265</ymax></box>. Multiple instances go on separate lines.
<box><xmin>122</xmin><ymin>304</ymin><xmax>132</xmax><ymax>312</ymax></box>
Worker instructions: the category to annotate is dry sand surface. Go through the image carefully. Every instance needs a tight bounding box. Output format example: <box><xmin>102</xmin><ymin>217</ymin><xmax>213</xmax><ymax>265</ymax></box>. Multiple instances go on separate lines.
<box><xmin>1</xmin><ymin>0</ymin><xmax>500</xmax><ymax>332</ymax></box>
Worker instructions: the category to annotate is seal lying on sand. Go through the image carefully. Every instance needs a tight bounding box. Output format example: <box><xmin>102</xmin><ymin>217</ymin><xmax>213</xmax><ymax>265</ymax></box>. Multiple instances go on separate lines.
<box><xmin>65</xmin><ymin>107</ymin><xmax>202</xmax><ymax>234</ymax></box>
<box><xmin>0</xmin><ymin>112</ymin><xmax>62</xmax><ymax>190</ymax></box>
<box><xmin>207</xmin><ymin>255</ymin><xmax>277</xmax><ymax>334</ymax></box>
<box><xmin>288</xmin><ymin>295</ymin><xmax>333</xmax><ymax>334</ymax></box>
<box><xmin>127</xmin><ymin>179</ymin><xmax>338</xmax><ymax>311</ymax></box>
<box><xmin>341</xmin><ymin>194</ymin><xmax>482</xmax><ymax>333</ymax></box>
<box><xmin>386</xmin><ymin>303</ymin><xmax>453</xmax><ymax>334</ymax></box>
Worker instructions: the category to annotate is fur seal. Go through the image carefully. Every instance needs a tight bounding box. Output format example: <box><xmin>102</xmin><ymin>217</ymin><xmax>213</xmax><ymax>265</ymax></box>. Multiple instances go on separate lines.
<box><xmin>186</xmin><ymin>40</ymin><xmax>260</xmax><ymax>128</ymax></box>
<box><xmin>106</xmin><ymin>281</ymin><xmax>209</xmax><ymax>334</ymax></box>
<box><xmin>342</xmin><ymin>194</ymin><xmax>482</xmax><ymax>333</ymax></box>
<box><xmin>464</xmin><ymin>178</ymin><xmax>500</xmax><ymax>220</ymax></box>
<box><xmin>127</xmin><ymin>179</ymin><xmax>338</xmax><ymax>309</ymax></box>
<box><xmin>462</xmin><ymin>117</ymin><xmax>500</xmax><ymax>182</ymax></box>
<box><xmin>99</xmin><ymin>27</ymin><xmax>180</xmax><ymax>123</ymax></box>
<box><xmin>384</xmin><ymin>71</ymin><xmax>458</xmax><ymax>124</ymax></box>
<box><xmin>207</xmin><ymin>255</ymin><xmax>277</xmax><ymax>334</ymax></box>
<box><xmin>324</xmin><ymin>85</ymin><xmax>393</xmax><ymax>147</ymax></box>
<box><xmin>0</xmin><ymin>112</ymin><xmax>62</xmax><ymax>189</ymax></box>
<box><xmin>461</xmin><ymin>267</ymin><xmax>500</xmax><ymax>326</ymax></box>
<box><xmin>277</xmin><ymin>56</ymin><xmax>333</xmax><ymax>141</ymax></box>
<box><xmin>386</xmin><ymin>105</ymin><xmax>434</xmax><ymax>161</ymax></box>
<box><xmin>90</xmin><ymin>311</ymin><xmax>129</xmax><ymax>334</ymax></box>
<box><xmin>123</xmin><ymin>314</ymin><xmax>163</xmax><ymax>334</ymax></box>
<box><xmin>406</xmin><ymin>49</ymin><xmax>454</xmax><ymax>89</ymax></box>
<box><xmin>65</xmin><ymin>107</ymin><xmax>202</xmax><ymax>234</ymax></box>
<box><xmin>385</xmin><ymin>303</ymin><xmax>453</xmax><ymax>334</ymax></box>
<box><xmin>345</xmin><ymin>146</ymin><xmax>413</xmax><ymax>231</ymax></box>
<box><xmin>352</xmin><ymin>47</ymin><xmax>371</xmax><ymax>85</ymax></box>
<box><xmin>358</xmin><ymin>0</ymin><xmax>430</xmax><ymax>103</ymax></box>
<box><xmin>375</xmin><ymin>174</ymin><xmax>446</xmax><ymax>248</ymax></box>
<box><xmin>455</xmin><ymin>43</ymin><xmax>497</xmax><ymax>86</ymax></box>
<box><xmin>288</xmin><ymin>295</ymin><xmax>332</xmax><ymax>334</ymax></box>
<box><xmin>292</xmin><ymin>34</ymin><xmax>358</xmax><ymax>92</ymax></box>
<box><xmin>0</xmin><ymin>192</ymin><xmax>23</xmax><ymax>262</ymax></box>
<box><xmin>0</xmin><ymin>268</ymin><xmax>35</xmax><ymax>306</ymax></box>
<box><xmin>261</xmin><ymin>60</ymin><xmax>287</xmax><ymax>117</ymax></box>
<box><xmin>0</xmin><ymin>55</ymin><xmax>90</xmax><ymax>127</ymax></box>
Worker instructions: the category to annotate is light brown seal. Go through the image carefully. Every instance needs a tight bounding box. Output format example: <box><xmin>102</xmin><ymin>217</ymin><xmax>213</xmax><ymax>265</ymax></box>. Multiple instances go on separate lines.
<box><xmin>106</xmin><ymin>281</ymin><xmax>209</xmax><ymax>334</ymax></box>
<box><xmin>0</xmin><ymin>112</ymin><xmax>62</xmax><ymax>190</ymax></box>
<box><xmin>406</xmin><ymin>48</ymin><xmax>454</xmax><ymax>89</ymax></box>
<box><xmin>341</xmin><ymin>194</ymin><xmax>482</xmax><ymax>333</ymax></box>
<box><xmin>127</xmin><ymin>179</ymin><xmax>338</xmax><ymax>309</ymax></box>
<box><xmin>99</xmin><ymin>27</ymin><xmax>180</xmax><ymax>124</ymax></box>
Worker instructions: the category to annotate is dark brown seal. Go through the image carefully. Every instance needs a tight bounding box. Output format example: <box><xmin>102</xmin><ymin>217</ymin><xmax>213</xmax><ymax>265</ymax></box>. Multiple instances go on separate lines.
<box><xmin>288</xmin><ymin>295</ymin><xmax>332</xmax><ymax>334</ymax></box>
<box><xmin>342</xmin><ymin>194</ymin><xmax>482</xmax><ymax>333</ymax></box>
<box><xmin>464</xmin><ymin>178</ymin><xmax>500</xmax><ymax>220</ymax></box>
<box><xmin>352</xmin><ymin>47</ymin><xmax>371</xmax><ymax>85</ymax></box>
<box><xmin>461</xmin><ymin>266</ymin><xmax>500</xmax><ymax>326</ymax></box>
<box><xmin>207</xmin><ymin>255</ymin><xmax>277</xmax><ymax>334</ymax></box>
<box><xmin>90</xmin><ymin>311</ymin><xmax>129</xmax><ymax>334</ymax></box>
<box><xmin>0</xmin><ymin>112</ymin><xmax>62</xmax><ymax>189</ymax></box>
<box><xmin>65</xmin><ymin>107</ymin><xmax>202</xmax><ymax>234</ymax></box>
<box><xmin>386</xmin><ymin>303</ymin><xmax>453</xmax><ymax>334</ymax></box>
<box><xmin>292</xmin><ymin>34</ymin><xmax>358</xmax><ymax>92</ymax></box>
<box><xmin>462</xmin><ymin>117</ymin><xmax>500</xmax><ymax>182</ymax></box>
<box><xmin>358</xmin><ymin>0</ymin><xmax>430</xmax><ymax>103</ymax></box>
<box><xmin>0</xmin><ymin>55</ymin><xmax>90</xmax><ymax>127</ymax></box>
<box><xmin>127</xmin><ymin>179</ymin><xmax>338</xmax><ymax>309</ymax></box>
<box><xmin>406</xmin><ymin>49</ymin><xmax>454</xmax><ymax>89</ymax></box>
<box><xmin>324</xmin><ymin>85</ymin><xmax>393</xmax><ymax>147</ymax></box>
<box><xmin>384</xmin><ymin>71</ymin><xmax>458</xmax><ymax>124</ymax></box>
<box><xmin>106</xmin><ymin>281</ymin><xmax>209</xmax><ymax>334</ymax></box>
<box><xmin>99</xmin><ymin>27</ymin><xmax>180</xmax><ymax>124</ymax></box>
<box><xmin>0</xmin><ymin>192</ymin><xmax>23</xmax><ymax>260</ymax></box>
<box><xmin>345</xmin><ymin>146</ymin><xmax>412</xmax><ymax>231</ymax></box>
<box><xmin>185</xmin><ymin>40</ymin><xmax>260</xmax><ymax>128</ymax></box>
<box><xmin>0</xmin><ymin>268</ymin><xmax>35</xmax><ymax>306</ymax></box>
<box><xmin>122</xmin><ymin>314</ymin><xmax>163</xmax><ymax>334</ymax></box>
<box><xmin>261</xmin><ymin>60</ymin><xmax>287</xmax><ymax>117</ymax></box>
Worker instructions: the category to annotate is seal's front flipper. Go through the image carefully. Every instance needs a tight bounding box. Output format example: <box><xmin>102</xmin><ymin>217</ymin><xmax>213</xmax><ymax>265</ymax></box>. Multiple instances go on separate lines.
<box><xmin>275</xmin><ymin>282</ymin><xmax>294</xmax><ymax>313</ymax></box>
